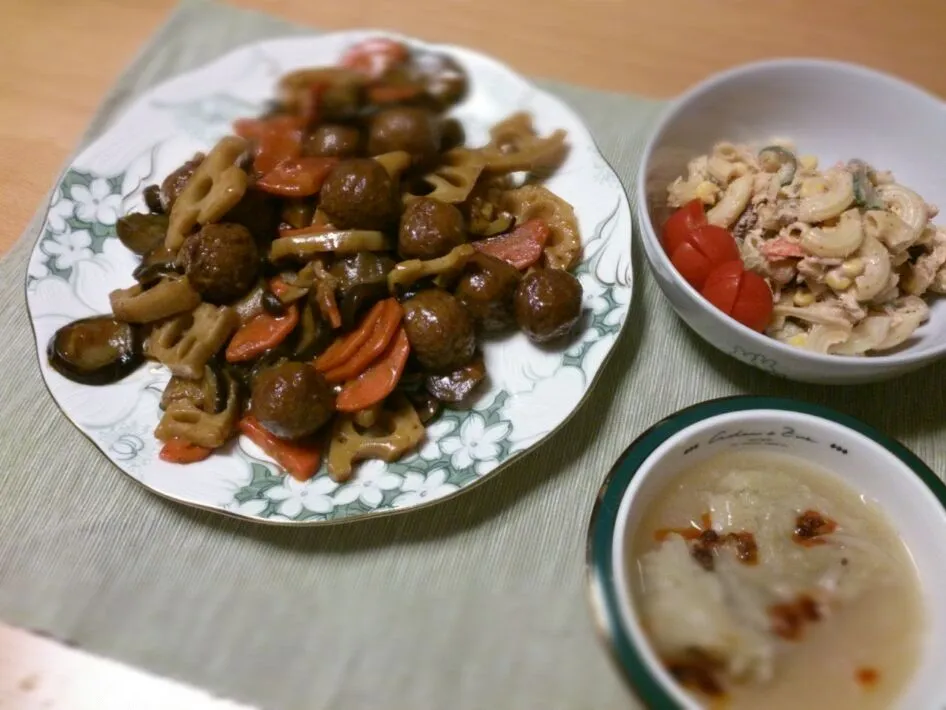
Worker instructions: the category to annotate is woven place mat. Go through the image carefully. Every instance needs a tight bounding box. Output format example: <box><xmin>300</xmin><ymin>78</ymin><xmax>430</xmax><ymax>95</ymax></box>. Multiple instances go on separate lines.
<box><xmin>1</xmin><ymin>1</ymin><xmax>944</xmax><ymax>708</ymax></box>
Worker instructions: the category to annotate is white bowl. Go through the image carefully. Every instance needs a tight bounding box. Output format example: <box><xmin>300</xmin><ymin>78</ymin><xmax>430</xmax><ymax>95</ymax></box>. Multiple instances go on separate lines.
<box><xmin>587</xmin><ymin>396</ymin><xmax>946</xmax><ymax>709</ymax></box>
<box><xmin>637</xmin><ymin>59</ymin><xmax>946</xmax><ymax>384</ymax></box>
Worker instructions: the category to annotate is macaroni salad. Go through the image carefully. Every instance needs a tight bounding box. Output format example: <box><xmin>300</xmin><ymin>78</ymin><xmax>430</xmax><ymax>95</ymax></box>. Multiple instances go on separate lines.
<box><xmin>668</xmin><ymin>142</ymin><xmax>943</xmax><ymax>355</ymax></box>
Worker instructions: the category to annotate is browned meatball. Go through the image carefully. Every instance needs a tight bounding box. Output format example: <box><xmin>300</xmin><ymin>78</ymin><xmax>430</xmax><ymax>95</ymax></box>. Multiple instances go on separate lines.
<box><xmin>367</xmin><ymin>107</ymin><xmax>441</xmax><ymax>165</ymax></box>
<box><xmin>403</xmin><ymin>289</ymin><xmax>475</xmax><ymax>372</ymax></box>
<box><xmin>319</xmin><ymin>159</ymin><xmax>397</xmax><ymax>230</ymax></box>
<box><xmin>159</xmin><ymin>153</ymin><xmax>204</xmax><ymax>211</ymax></box>
<box><xmin>440</xmin><ymin>118</ymin><xmax>465</xmax><ymax>152</ymax></box>
<box><xmin>416</xmin><ymin>54</ymin><xmax>467</xmax><ymax>108</ymax></box>
<box><xmin>398</xmin><ymin>198</ymin><xmax>466</xmax><ymax>260</ymax></box>
<box><xmin>303</xmin><ymin>124</ymin><xmax>362</xmax><ymax>158</ymax></box>
<box><xmin>514</xmin><ymin>268</ymin><xmax>583</xmax><ymax>343</ymax></box>
<box><xmin>251</xmin><ymin>362</ymin><xmax>336</xmax><ymax>440</ymax></box>
<box><xmin>178</xmin><ymin>223</ymin><xmax>259</xmax><ymax>303</ymax></box>
<box><xmin>455</xmin><ymin>254</ymin><xmax>521</xmax><ymax>332</ymax></box>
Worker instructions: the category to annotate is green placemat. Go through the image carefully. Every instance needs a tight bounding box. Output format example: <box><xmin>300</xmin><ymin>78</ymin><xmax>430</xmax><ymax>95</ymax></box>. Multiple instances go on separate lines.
<box><xmin>1</xmin><ymin>1</ymin><xmax>944</xmax><ymax>708</ymax></box>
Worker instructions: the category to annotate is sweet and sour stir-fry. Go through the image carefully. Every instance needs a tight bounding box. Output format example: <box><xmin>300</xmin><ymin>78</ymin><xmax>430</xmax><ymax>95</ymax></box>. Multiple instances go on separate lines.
<box><xmin>48</xmin><ymin>38</ymin><xmax>585</xmax><ymax>482</ymax></box>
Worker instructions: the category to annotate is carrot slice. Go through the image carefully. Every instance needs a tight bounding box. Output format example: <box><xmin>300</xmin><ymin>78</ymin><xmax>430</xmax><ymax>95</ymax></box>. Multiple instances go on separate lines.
<box><xmin>159</xmin><ymin>438</ymin><xmax>213</xmax><ymax>464</ymax></box>
<box><xmin>268</xmin><ymin>277</ymin><xmax>308</xmax><ymax>307</ymax></box>
<box><xmin>238</xmin><ymin>416</ymin><xmax>322</xmax><ymax>481</ymax></box>
<box><xmin>225</xmin><ymin>303</ymin><xmax>300</xmax><ymax>363</ymax></box>
<box><xmin>233</xmin><ymin>117</ymin><xmax>270</xmax><ymax>140</ymax></box>
<box><xmin>336</xmin><ymin>327</ymin><xmax>410</xmax><ymax>412</ymax></box>
<box><xmin>341</xmin><ymin>38</ymin><xmax>410</xmax><ymax>78</ymax></box>
<box><xmin>235</xmin><ymin>116</ymin><xmax>305</xmax><ymax>175</ymax></box>
<box><xmin>314</xmin><ymin>300</ymin><xmax>389</xmax><ymax>372</ymax></box>
<box><xmin>472</xmin><ymin>218</ymin><xmax>551</xmax><ymax>270</ymax></box>
<box><xmin>277</xmin><ymin>224</ymin><xmax>332</xmax><ymax>238</ymax></box>
<box><xmin>255</xmin><ymin>157</ymin><xmax>339</xmax><ymax>198</ymax></box>
<box><xmin>314</xmin><ymin>282</ymin><xmax>343</xmax><ymax>329</ymax></box>
<box><xmin>323</xmin><ymin>300</ymin><xmax>404</xmax><ymax>383</ymax></box>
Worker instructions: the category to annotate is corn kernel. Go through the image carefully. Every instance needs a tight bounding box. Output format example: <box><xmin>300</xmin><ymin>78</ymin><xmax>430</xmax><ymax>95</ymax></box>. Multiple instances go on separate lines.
<box><xmin>695</xmin><ymin>180</ymin><xmax>719</xmax><ymax>204</ymax></box>
<box><xmin>787</xmin><ymin>334</ymin><xmax>808</xmax><ymax>347</ymax></box>
<box><xmin>799</xmin><ymin>155</ymin><xmax>819</xmax><ymax>171</ymax></box>
<box><xmin>825</xmin><ymin>272</ymin><xmax>852</xmax><ymax>291</ymax></box>
<box><xmin>800</xmin><ymin>177</ymin><xmax>828</xmax><ymax>198</ymax></box>
<box><xmin>841</xmin><ymin>258</ymin><xmax>865</xmax><ymax>277</ymax></box>
<box><xmin>793</xmin><ymin>289</ymin><xmax>816</xmax><ymax>306</ymax></box>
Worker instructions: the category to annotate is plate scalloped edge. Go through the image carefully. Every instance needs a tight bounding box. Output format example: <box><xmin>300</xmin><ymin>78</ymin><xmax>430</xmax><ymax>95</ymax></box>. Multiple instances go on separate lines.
<box><xmin>25</xmin><ymin>30</ymin><xmax>634</xmax><ymax>525</ymax></box>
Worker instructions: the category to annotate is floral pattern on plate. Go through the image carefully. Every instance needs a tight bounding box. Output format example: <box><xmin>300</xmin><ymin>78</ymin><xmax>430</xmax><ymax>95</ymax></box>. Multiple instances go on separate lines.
<box><xmin>26</xmin><ymin>31</ymin><xmax>633</xmax><ymax>524</ymax></box>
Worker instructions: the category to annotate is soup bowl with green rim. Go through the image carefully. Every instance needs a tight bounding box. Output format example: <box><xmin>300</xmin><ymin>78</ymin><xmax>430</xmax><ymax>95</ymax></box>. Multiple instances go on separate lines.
<box><xmin>586</xmin><ymin>396</ymin><xmax>946</xmax><ymax>709</ymax></box>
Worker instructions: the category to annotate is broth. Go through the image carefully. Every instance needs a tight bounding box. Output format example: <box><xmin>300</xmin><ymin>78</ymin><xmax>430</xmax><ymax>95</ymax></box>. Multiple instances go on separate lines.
<box><xmin>631</xmin><ymin>451</ymin><xmax>923</xmax><ymax>710</ymax></box>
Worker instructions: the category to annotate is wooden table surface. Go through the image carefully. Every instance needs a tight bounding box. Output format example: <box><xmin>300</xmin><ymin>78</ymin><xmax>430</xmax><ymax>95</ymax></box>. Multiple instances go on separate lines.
<box><xmin>2</xmin><ymin>0</ymin><xmax>945</xmax><ymax>258</ymax></box>
<box><xmin>0</xmin><ymin>0</ymin><xmax>944</xmax><ymax>705</ymax></box>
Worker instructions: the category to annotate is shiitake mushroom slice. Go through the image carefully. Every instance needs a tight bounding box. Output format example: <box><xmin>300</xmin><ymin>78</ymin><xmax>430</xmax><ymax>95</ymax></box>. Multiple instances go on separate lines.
<box><xmin>132</xmin><ymin>245</ymin><xmax>182</xmax><ymax>288</ymax></box>
<box><xmin>48</xmin><ymin>316</ymin><xmax>142</xmax><ymax>385</ymax></box>
<box><xmin>424</xmin><ymin>354</ymin><xmax>486</xmax><ymax>403</ymax></box>
<box><xmin>116</xmin><ymin>213</ymin><xmax>170</xmax><ymax>256</ymax></box>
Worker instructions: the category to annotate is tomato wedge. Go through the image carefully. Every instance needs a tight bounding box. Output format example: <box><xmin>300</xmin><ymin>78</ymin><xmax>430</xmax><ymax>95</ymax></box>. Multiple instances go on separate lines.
<box><xmin>690</xmin><ymin>225</ymin><xmax>740</xmax><ymax>266</ymax></box>
<box><xmin>701</xmin><ymin>260</ymin><xmax>743</xmax><ymax>316</ymax></box>
<box><xmin>662</xmin><ymin>199</ymin><xmax>707</xmax><ymax>255</ymax></box>
<box><xmin>732</xmin><ymin>270</ymin><xmax>775</xmax><ymax>333</ymax></box>
<box><xmin>668</xmin><ymin>224</ymin><xmax>741</xmax><ymax>290</ymax></box>
<box><xmin>700</xmin><ymin>261</ymin><xmax>774</xmax><ymax>332</ymax></box>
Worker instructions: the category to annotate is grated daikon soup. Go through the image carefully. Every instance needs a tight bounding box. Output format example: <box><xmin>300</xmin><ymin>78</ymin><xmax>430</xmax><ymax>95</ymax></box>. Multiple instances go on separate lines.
<box><xmin>632</xmin><ymin>450</ymin><xmax>923</xmax><ymax>710</ymax></box>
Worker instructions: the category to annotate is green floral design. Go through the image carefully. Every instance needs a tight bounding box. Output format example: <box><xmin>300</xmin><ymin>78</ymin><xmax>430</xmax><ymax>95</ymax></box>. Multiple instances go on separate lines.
<box><xmin>562</xmin><ymin>282</ymin><xmax>624</xmax><ymax>368</ymax></box>
<box><xmin>33</xmin><ymin>170</ymin><xmax>122</xmax><ymax>284</ymax></box>
<box><xmin>32</xmin><ymin>138</ymin><xmax>631</xmax><ymax>524</ymax></box>
<box><xmin>232</xmin><ymin>392</ymin><xmax>517</xmax><ymax>522</ymax></box>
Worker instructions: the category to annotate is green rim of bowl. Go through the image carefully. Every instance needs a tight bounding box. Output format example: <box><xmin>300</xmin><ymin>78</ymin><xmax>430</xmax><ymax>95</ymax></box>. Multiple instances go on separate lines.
<box><xmin>585</xmin><ymin>394</ymin><xmax>946</xmax><ymax>709</ymax></box>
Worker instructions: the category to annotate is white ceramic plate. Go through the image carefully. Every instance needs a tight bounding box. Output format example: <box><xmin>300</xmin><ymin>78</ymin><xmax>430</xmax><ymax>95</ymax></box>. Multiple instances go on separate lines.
<box><xmin>26</xmin><ymin>31</ymin><xmax>633</xmax><ymax>525</ymax></box>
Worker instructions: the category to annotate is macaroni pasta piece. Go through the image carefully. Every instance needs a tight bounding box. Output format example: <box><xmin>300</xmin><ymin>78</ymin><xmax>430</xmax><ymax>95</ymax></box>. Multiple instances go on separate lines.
<box><xmin>852</xmin><ymin>235</ymin><xmax>893</xmax><ymax>302</ymax></box>
<box><xmin>707</xmin><ymin>174</ymin><xmax>754</xmax><ymax>228</ymax></box>
<box><xmin>876</xmin><ymin>183</ymin><xmax>929</xmax><ymax>245</ymax></box>
<box><xmin>801</xmin><ymin>209</ymin><xmax>863</xmax><ymax>258</ymax></box>
<box><xmin>796</xmin><ymin>169</ymin><xmax>854</xmax><ymax>223</ymax></box>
